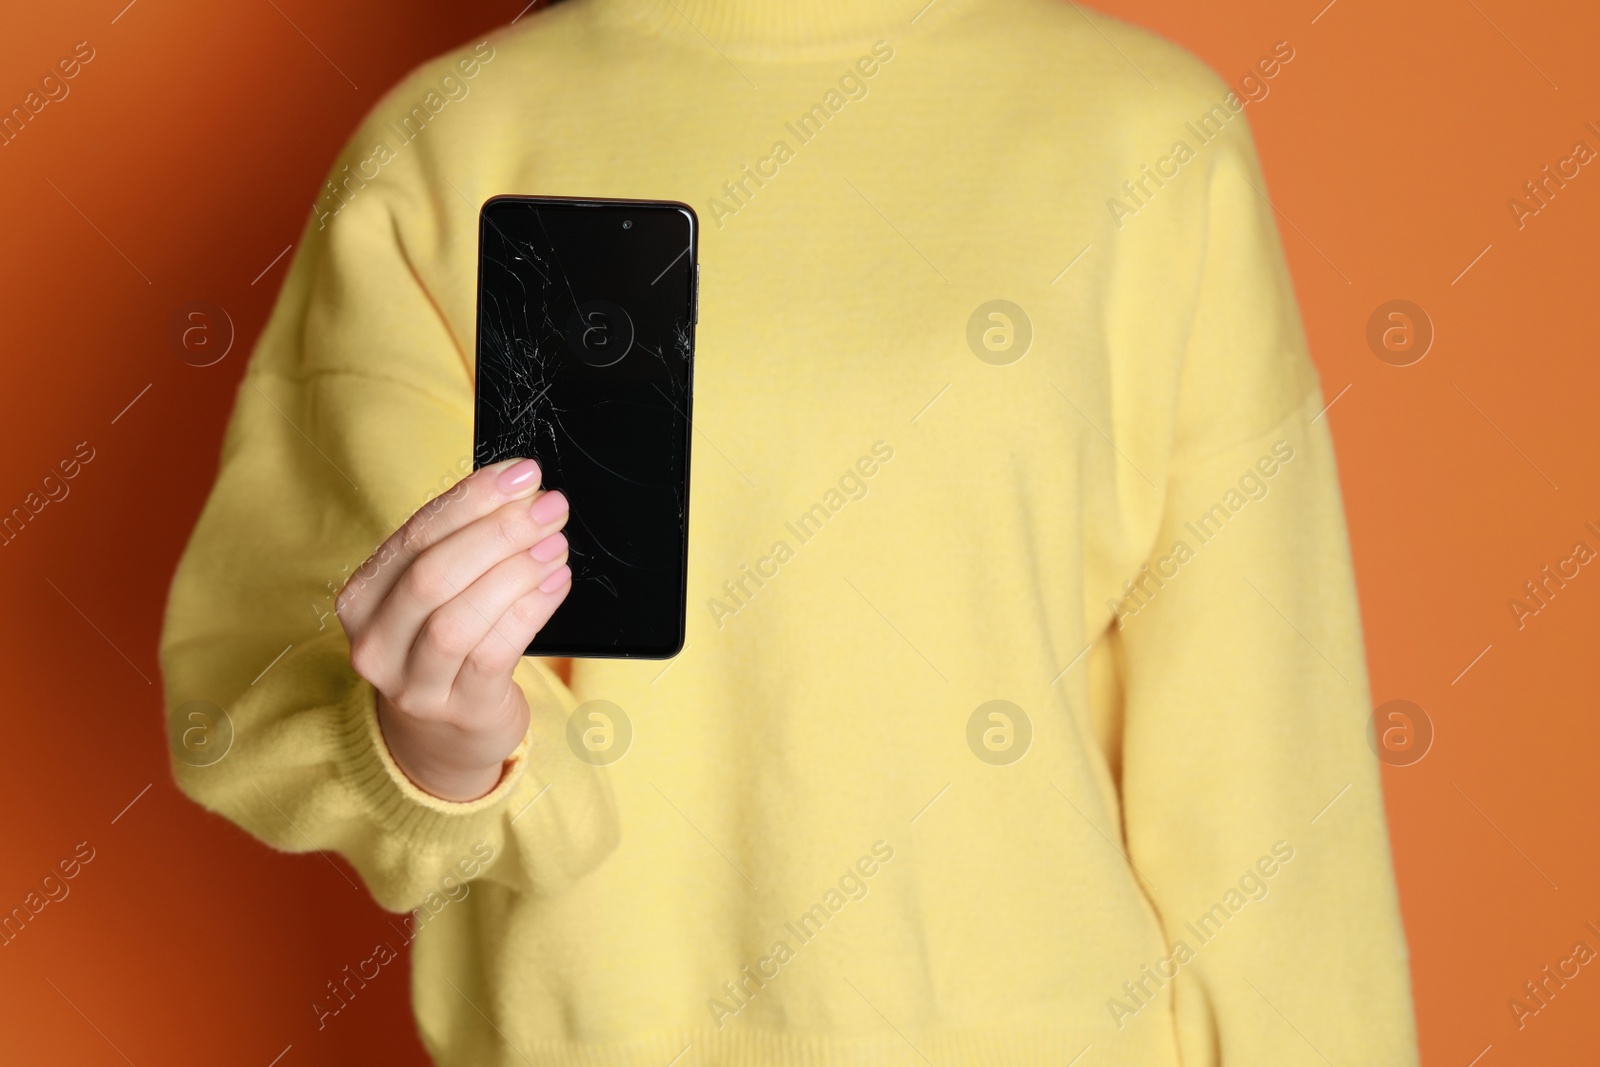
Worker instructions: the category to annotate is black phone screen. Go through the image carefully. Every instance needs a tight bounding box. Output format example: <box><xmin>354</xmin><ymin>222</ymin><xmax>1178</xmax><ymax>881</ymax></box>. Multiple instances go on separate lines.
<box><xmin>473</xmin><ymin>197</ymin><xmax>697</xmax><ymax>658</ymax></box>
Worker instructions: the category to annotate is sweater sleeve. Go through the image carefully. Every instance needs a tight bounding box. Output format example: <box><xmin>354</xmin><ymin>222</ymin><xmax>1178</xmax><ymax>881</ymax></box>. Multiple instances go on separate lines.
<box><xmin>158</xmin><ymin>106</ymin><xmax>619</xmax><ymax>913</ymax></box>
<box><xmin>1112</xmin><ymin>122</ymin><xmax>1419</xmax><ymax>1061</ymax></box>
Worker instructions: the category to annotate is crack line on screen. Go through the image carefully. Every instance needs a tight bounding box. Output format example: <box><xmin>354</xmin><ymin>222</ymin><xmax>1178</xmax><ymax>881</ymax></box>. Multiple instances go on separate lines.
<box><xmin>476</xmin><ymin>206</ymin><xmax>690</xmax><ymax>623</ymax></box>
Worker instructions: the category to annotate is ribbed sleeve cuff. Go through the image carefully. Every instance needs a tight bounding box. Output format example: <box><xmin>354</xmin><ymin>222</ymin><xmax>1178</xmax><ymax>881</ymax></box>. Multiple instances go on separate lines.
<box><xmin>329</xmin><ymin>676</ymin><xmax>533</xmax><ymax>850</ymax></box>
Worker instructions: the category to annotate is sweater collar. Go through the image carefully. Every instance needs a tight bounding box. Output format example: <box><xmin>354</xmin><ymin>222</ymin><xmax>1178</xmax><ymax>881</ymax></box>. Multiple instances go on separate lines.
<box><xmin>592</xmin><ymin>0</ymin><xmax>953</xmax><ymax>59</ymax></box>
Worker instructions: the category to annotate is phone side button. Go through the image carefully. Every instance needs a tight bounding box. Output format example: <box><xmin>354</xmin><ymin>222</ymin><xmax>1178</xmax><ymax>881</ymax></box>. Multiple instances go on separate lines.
<box><xmin>693</xmin><ymin>263</ymin><xmax>700</xmax><ymax>324</ymax></box>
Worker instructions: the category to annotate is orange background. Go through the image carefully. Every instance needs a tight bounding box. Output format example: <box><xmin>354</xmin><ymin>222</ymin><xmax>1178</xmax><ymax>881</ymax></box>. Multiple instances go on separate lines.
<box><xmin>1</xmin><ymin>1</ymin><xmax>1594</xmax><ymax>1063</ymax></box>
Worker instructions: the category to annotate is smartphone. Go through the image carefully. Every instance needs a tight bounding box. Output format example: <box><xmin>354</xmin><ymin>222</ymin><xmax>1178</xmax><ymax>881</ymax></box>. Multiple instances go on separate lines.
<box><xmin>473</xmin><ymin>196</ymin><xmax>698</xmax><ymax>658</ymax></box>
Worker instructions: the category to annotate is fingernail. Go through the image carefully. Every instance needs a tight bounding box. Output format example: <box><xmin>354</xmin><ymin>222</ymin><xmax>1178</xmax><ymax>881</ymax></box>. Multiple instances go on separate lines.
<box><xmin>529</xmin><ymin>490</ymin><xmax>568</xmax><ymax>525</ymax></box>
<box><xmin>539</xmin><ymin>564</ymin><xmax>571</xmax><ymax>593</ymax></box>
<box><xmin>497</xmin><ymin>459</ymin><xmax>541</xmax><ymax>494</ymax></box>
<box><xmin>529</xmin><ymin>532</ymin><xmax>567</xmax><ymax>563</ymax></box>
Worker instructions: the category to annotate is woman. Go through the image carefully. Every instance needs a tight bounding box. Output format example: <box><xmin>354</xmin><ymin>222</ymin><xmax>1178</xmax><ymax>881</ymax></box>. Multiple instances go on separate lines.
<box><xmin>161</xmin><ymin>0</ymin><xmax>1418</xmax><ymax>1063</ymax></box>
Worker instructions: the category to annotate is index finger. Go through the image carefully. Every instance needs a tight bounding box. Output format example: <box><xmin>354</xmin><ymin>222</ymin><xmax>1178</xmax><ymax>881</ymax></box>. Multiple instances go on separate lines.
<box><xmin>337</xmin><ymin>457</ymin><xmax>548</xmax><ymax>627</ymax></box>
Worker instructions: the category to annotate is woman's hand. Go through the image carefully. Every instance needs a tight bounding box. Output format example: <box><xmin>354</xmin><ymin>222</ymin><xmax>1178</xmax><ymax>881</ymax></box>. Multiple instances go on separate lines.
<box><xmin>336</xmin><ymin>458</ymin><xmax>571</xmax><ymax>801</ymax></box>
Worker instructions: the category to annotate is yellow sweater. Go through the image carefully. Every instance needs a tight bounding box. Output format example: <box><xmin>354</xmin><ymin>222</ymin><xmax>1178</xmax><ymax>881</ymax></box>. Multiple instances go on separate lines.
<box><xmin>161</xmin><ymin>1</ymin><xmax>1418</xmax><ymax>1063</ymax></box>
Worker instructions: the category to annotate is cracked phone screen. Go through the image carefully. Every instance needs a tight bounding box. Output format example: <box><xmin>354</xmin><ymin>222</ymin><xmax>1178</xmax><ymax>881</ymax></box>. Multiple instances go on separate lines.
<box><xmin>473</xmin><ymin>198</ymin><xmax>696</xmax><ymax>658</ymax></box>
